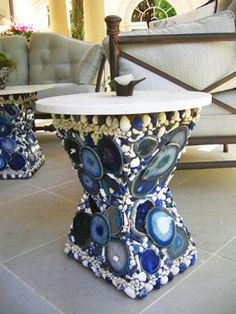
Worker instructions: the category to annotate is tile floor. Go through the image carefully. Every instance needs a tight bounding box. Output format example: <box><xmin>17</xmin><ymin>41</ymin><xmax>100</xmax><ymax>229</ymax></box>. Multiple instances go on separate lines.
<box><xmin>0</xmin><ymin>132</ymin><xmax>236</xmax><ymax>314</ymax></box>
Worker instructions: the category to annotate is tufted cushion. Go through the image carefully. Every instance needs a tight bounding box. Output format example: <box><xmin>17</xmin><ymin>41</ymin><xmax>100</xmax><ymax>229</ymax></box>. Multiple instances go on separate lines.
<box><xmin>149</xmin><ymin>1</ymin><xmax>216</xmax><ymax>29</ymax></box>
<box><xmin>29</xmin><ymin>32</ymin><xmax>94</xmax><ymax>84</ymax></box>
<box><xmin>0</xmin><ymin>35</ymin><xmax>29</xmax><ymax>85</ymax></box>
<box><xmin>76</xmin><ymin>44</ymin><xmax>103</xmax><ymax>85</ymax></box>
<box><xmin>113</xmin><ymin>11</ymin><xmax>236</xmax><ymax>93</ymax></box>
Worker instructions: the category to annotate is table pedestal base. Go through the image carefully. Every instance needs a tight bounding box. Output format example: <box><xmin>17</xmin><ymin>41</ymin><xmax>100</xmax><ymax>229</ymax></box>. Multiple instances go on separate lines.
<box><xmin>54</xmin><ymin>108</ymin><xmax>200</xmax><ymax>298</ymax></box>
<box><xmin>0</xmin><ymin>93</ymin><xmax>45</xmax><ymax>179</ymax></box>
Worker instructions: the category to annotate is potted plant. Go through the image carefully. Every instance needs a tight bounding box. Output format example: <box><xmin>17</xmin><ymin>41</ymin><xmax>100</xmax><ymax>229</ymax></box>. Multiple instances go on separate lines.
<box><xmin>0</xmin><ymin>53</ymin><xmax>16</xmax><ymax>89</ymax></box>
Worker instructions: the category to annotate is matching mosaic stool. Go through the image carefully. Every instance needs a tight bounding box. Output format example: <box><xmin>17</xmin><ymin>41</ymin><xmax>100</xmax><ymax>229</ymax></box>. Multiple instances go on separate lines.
<box><xmin>0</xmin><ymin>87</ymin><xmax>45</xmax><ymax>179</ymax></box>
<box><xmin>36</xmin><ymin>91</ymin><xmax>211</xmax><ymax>299</ymax></box>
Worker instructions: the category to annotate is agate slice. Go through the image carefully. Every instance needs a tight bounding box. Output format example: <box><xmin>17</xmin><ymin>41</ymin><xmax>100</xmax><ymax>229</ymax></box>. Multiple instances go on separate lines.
<box><xmin>108</xmin><ymin>206</ymin><xmax>123</xmax><ymax>235</ymax></box>
<box><xmin>131</xmin><ymin>169</ymin><xmax>157</xmax><ymax>198</ymax></box>
<box><xmin>91</xmin><ymin>213</ymin><xmax>111</xmax><ymax>246</ymax></box>
<box><xmin>134</xmin><ymin>136</ymin><xmax>158</xmax><ymax>158</ymax></box>
<box><xmin>80</xmin><ymin>146</ymin><xmax>103</xmax><ymax>179</ymax></box>
<box><xmin>0</xmin><ymin>155</ymin><xmax>7</xmax><ymax>171</ymax></box>
<box><xmin>106</xmin><ymin>238</ymin><xmax>129</xmax><ymax>275</ymax></box>
<box><xmin>167</xmin><ymin>227</ymin><xmax>189</xmax><ymax>260</ymax></box>
<box><xmin>0</xmin><ymin>137</ymin><xmax>16</xmax><ymax>153</ymax></box>
<box><xmin>169</xmin><ymin>126</ymin><xmax>189</xmax><ymax>151</ymax></box>
<box><xmin>8</xmin><ymin>152</ymin><xmax>26</xmax><ymax>171</ymax></box>
<box><xmin>142</xmin><ymin>144</ymin><xmax>179</xmax><ymax>181</ymax></box>
<box><xmin>145</xmin><ymin>207</ymin><xmax>176</xmax><ymax>247</ymax></box>
<box><xmin>97</xmin><ymin>137</ymin><xmax>123</xmax><ymax>174</ymax></box>
<box><xmin>78</xmin><ymin>168</ymin><xmax>100</xmax><ymax>195</ymax></box>
<box><xmin>0</xmin><ymin>123</ymin><xmax>12</xmax><ymax>137</ymax></box>
<box><xmin>140</xmin><ymin>249</ymin><xmax>160</xmax><ymax>274</ymax></box>
<box><xmin>72</xmin><ymin>212</ymin><xmax>92</xmax><ymax>248</ymax></box>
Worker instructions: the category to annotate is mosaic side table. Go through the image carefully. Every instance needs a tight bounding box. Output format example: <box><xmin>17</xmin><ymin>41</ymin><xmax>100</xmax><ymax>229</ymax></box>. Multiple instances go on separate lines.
<box><xmin>36</xmin><ymin>91</ymin><xmax>211</xmax><ymax>299</ymax></box>
<box><xmin>0</xmin><ymin>85</ymin><xmax>50</xmax><ymax>179</ymax></box>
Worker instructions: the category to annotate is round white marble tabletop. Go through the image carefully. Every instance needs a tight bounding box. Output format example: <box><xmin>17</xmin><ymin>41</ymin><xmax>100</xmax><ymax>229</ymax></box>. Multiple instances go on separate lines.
<box><xmin>0</xmin><ymin>84</ymin><xmax>53</xmax><ymax>96</ymax></box>
<box><xmin>36</xmin><ymin>91</ymin><xmax>212</xmax><ymax>115</ymax></box>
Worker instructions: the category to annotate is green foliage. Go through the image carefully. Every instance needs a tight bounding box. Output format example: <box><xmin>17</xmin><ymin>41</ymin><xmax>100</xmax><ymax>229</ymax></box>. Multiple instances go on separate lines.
<box><xmin>70</xmin><ymin>0</ymin><xmax>84</xmax><ymax>40</ymax></box>
<box><xmin>0</xmin><ymin>53</ymin><xmax>16</xmax><ymax>69</ymax></box>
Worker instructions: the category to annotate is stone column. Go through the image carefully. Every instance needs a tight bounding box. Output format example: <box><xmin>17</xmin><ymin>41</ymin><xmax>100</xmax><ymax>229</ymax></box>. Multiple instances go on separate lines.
<box><xmin>48</xmin><ymin>0</ymin><xmax>69</xmax><ymax>35</ymax></box>
<box><xmin>84</xmin><ymin>0</ymin><xmax>105</xmax><ymax>43</ymax></box>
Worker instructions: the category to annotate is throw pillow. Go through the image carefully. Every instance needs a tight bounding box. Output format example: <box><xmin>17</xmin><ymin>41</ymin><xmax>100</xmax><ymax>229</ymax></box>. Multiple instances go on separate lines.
<box><xmin>76</xmin><ymin>44</ymin><xmax>103</xmax><ymax>85</ymax></box>
<box><xmin>148</xmin><ymin>1</ymin><xmax>216</xmax><ymax>29</ymax></box>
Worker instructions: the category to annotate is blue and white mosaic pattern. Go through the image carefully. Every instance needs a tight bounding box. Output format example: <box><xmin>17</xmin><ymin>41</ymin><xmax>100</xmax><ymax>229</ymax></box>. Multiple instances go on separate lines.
<box><xmin>0</xmin><ymin>93</ymin><xmax>45</xmax><ymax>179</ymax></box>
<box><xmin>53</xmin><ymin>107</ymin><xmax>200</xmax><ymax>299</ymax></box>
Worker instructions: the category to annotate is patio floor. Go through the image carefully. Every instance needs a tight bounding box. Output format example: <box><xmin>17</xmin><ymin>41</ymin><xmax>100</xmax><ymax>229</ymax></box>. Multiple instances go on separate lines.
<box><xmin>0</xmin><ymin>132</ymin><xmax>236</xmax><ymax>314</ymax></box>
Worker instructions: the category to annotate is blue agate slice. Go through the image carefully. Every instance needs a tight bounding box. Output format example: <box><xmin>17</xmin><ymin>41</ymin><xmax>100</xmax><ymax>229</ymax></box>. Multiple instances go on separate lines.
<box><xmin>134</xmin><ymin>136</ymin><xmax>158</xmax><ymax>158</ymax></box>
<box><xmin>78</xmin><ymin>168</ymin><xmax>100</xmax><ymax>195</ymax></box>
<box><xmin>64</xmin><ymin>138</ymin><xmax>81</xmax><ymax>165</ymax></box>
<box><xmin>4</xmin><ymin>104</ymin><xmax>20</xmax><ymax>120</ymax></box>
<box><xmin>0</xmin><ymin>137</ymin><xmax>16</xmax><ymax>153</ymax></box>
<box><xmin>106</xmin><ymin>238</ymin><xmax>129</xmax><ymax>275</ymax></box>
<box><xmin>72</xmin><ymin>212</ymin><xmax>92</xmax><ymax>248</ymax></box>
<box><xmin>0</xmin><ymin>155</ymin><xmax>7</xmax><ymax>171</ymax></box>
<box><xmin>142</xmin><ymin>144</ymin><xmax>179</xmax><ymax>181</ymax></box>
<box><xmin>145</xmin><ymin>207</ymin><xmax>176</xmax><ymax>247</ymax></box>
<box><xmin>8</xmin><ymin>152</ymin><xmax>26</xmax><ymax>171</ymax></box>
<box><xmin>140</xmin><ymin>249</ymin><xmax>160</xmax><ymax>274</ymax></box>
<box><xmin>97</xmin><ymin>137</ymin><xmax>123</xmax><ymax>174</ymax></box>
<box><xmin>108</xmin><ymin>206</ymin><xmax>123</xmax><ymax>235</ymax></box>
<box><xmin>80</xmin><ymin>146</ymin><xmax>103</xmax><ymax>179</ymax></box>
<box><xmin>167</xmin><ymin>227</ymin><xmax>189</xmax><ymax>259</ymax></box>
<box><xmin>135</xmin><ymin>200</ymin><xmax>153</xmax><ymax>233</ymax></box>
<box><xmin>101</xmin><ymin>175</ymin><xmax>122</xmax><ymax>196</ymax></box>
<box><xmin>169</xmin><ymin>126</ymin><xmax>189</xmax><ymax>151</ymax></box>
<box><xmin>131</xmin><ymin>169</ymin><xmax>157</xmax><ymax>198</ymax></box>
<box><xmin>91</xmin><ymin>213</ymin><xmax>111</xmax><ymax>246</ymax></box>
<box><xmin>0</xmin><ymin>123</ymin><xmax>12</xmax><ymax>137</ymax></box>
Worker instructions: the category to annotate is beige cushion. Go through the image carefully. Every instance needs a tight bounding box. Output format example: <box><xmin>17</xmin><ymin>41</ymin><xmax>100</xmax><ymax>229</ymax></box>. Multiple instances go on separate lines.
<box><xmin>149</xmin><ymin>1</ymin><xmax>216</xmax><ymax>29</ymax></box>
<box><xmin>76</xmin><ymin>44</ymin><xmax>103</xmax><ymax>85</ymax></box>
<box><xmin>115</xmin><ymin>11</ymin><xmax>236</xmax><ymax>93</ymax></box>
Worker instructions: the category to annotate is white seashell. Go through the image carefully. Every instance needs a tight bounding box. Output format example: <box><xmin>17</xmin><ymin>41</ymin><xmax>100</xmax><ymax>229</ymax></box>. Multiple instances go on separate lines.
<box><xmin>106</xmin><ymin>116</ymin><xmax>112</xmax><ymax>127</ymax></box>
<box><xmin>120</xmin><ymin>115</ymin><xmax>131</xmax><ymax>132</ymax></box>
<box><xmin>137</xmin><ymin>272</ymin><xmax>147</xmax><ymax>282</ymax></box>
<box><xmin>174</xmin><ymin>111</ymin><xmax>180</xmax><ymax>121</ymax></box>
<box><xmin>171</xmin><ymin>266</ymin><xmax>180</xmax><ymax>276</ymax></box>
<box><xmin>160</xmin><ymin>276</ymin><xmax>168</xmax><ymax>285</ymax></box>
<box><xmin>184</xmin><ymin>258</ymin><xmax>191</xmax><ymax>268</ymax></box>
<box><xmin>185</xmin><ymin>108</ymin><xmax>191</xmax><ymax>118</ymax></box>
<box><xmin>111</xmin><ymin>118</ymin><xmax>119</xmax><ymax>130</ymax></box>
<box><xmin>159</xmin><ymin>112</ymin><xmax>166</xmax><ymax>124</ymax></box>
<box><xmin>158</xmin><ymin>126</ymin><xmax>166</xmax><ymax>138</ymax></box>
<box><xmin>80</xmin><ymin>115</ymin><xmax>87</xmax><ymax>124</ymax></box>
<box><xmin>127</xmin><ymin>131</ymin><xmax>132</xmax><ymax>137</ymax></box>
<box><xmin>124</xmin><ymin>286</ymin><xmax>136</xmax><ymax>299</ymax></box>
<box><xmin>145</xmin><ymin>283</ymin><xmax>153</xmax><ymax>293</ymax></box>
<box><xmin>121</xmin><ymin>145</ymin><xmax>130</xmax><ymax>153</ymax></box>
<box><xmin>114</xmin><ymin>74</ymin><xmax>134</xmax><ymax>86</ymax></box>
<box><xmin>143</xmin><ymin>114</ymin><xmax>151</xmax><ymax>127</ymax></box>
<box><xmin>129</xmin><ymin>151</ymin><xmax>136</xmax><ymax>158</ymax></box>
<box><xmin>92</xmin><ymin>115</ymin><xmax>98</xmax><ymax>124</ymax></box>
<box><xmin>100</xmin><ymin>188</ymin><xmax>106</xmax><ymax>198</ymax></box>
<box><xmin>130</xmin><ymin>259</ymin><xmax>136</xmax><ymax>266</ymax></box>
<box><xmin>130</xmin><ymin>157</ymin><xmax>140</xmax><ymax>168</ymax></box>
<box><xmin>82</xmin><ymin>260</ymin><xmax>89</xmax><ymax>267</ymax></box>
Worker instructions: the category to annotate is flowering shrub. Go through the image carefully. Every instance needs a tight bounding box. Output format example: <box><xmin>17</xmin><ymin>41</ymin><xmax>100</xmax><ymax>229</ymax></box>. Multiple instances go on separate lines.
<box><xmin>0</xmin><ymin>18</ymin><xmax>34</xmax><ymax>40</ymax></box>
